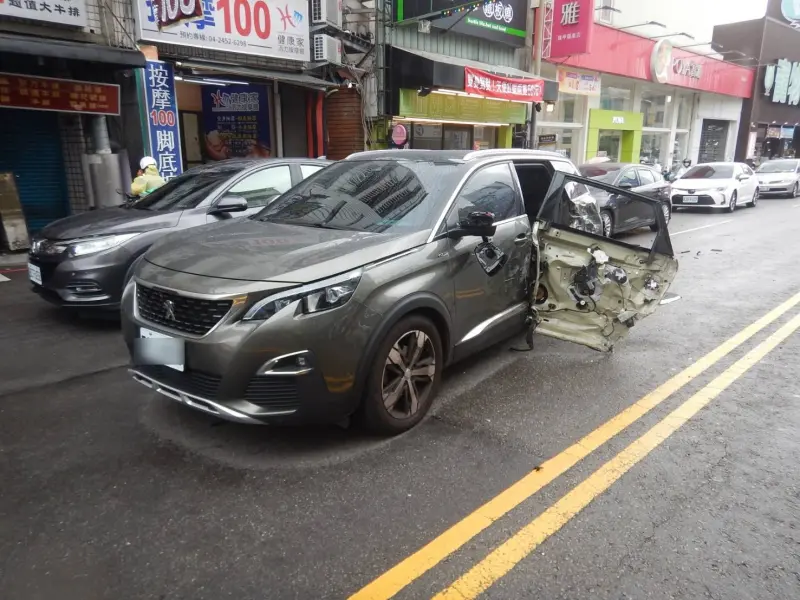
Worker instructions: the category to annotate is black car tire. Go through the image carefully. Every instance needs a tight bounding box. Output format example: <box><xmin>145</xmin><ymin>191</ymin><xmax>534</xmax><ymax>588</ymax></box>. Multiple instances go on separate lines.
<box><xmin>727</xmin><ymin>191</ymin><xmax>738</xmax><ymax>213</ymax></box>
<box><xmin>650</xmin><ymin>202</ymin><xmax>671</xmax><ymax>232</ymax></box>
<box><xmin>360</xmin><ymin>314</ymin><xmax>443</xmax><ymax>435</ymax></box>
<box><xmin>600</xmin><ymin>211</ymin><xmax>614</xmax><ymax>237</ymax></box>
<box><xmin>792</xmin><ymin>182</ymin><xmax>799</xmax><ymax>198</ymax></box>
<box><xmin>749</xmin><ymin>187</ymin><xmax>759</xmax><ymax>207</ymax></box>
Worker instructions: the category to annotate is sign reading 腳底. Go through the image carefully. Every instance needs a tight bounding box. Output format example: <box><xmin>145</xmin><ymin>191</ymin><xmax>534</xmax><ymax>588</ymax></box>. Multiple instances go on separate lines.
<box><xmin>0</xmin><ymin>0</ymin><xmax>88</xmax><ymax>27</ymax></box>
<box><xmin>143</xmin><ymin>61</ymin><xmax>183</xmax><ymax>180</ymax></box>
<box><xmin>135</xmin><ymin>0</ymin><xmax>310</xmax><ymax>61</ymax></box>
<box><xmin>0</xmin><ymin>73</ymin><xmax>120</xmax><ymax>115</ymax></box>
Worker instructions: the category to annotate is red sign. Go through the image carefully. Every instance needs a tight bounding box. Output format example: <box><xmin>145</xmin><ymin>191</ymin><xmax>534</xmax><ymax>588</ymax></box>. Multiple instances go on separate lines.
<box><xmin>562</xmin><ymin>25</ymin><xmax>755</xmax><ymax>98</ymax></box>
<box><xmin>549</xmin><ymin>0</ymin><xmax>594</xmax><ymax>59</ymax></box>
<box><xmin>0</xmin><ymin>73</ymin><xmax>120</xmax><ymax>115</ymax></box>
<box><xmin>464</xmin><ymin>67</ymin><xmax>544</xmax><ymax>102</ymax></box>
<box><xmin>152</xmin><ymin>0</ymin><xmax>204</xmax><ymax>30</ymax></box>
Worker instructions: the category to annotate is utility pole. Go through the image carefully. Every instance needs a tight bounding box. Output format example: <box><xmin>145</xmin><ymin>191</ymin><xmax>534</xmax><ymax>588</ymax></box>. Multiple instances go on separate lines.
<box><xmin>528</xmin><ymin>0</ymin><xmax>547</xmax><ymax>149</ymax></box>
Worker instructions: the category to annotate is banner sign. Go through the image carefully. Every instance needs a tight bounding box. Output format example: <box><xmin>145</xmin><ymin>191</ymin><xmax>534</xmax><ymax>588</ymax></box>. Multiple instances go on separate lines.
<box><xmin>135</xmin><ymin>0</ymin><xmax>310</xmax><ymax>61</ymax></box>
<box><xmin>464</xmin><ymin>67</ymin><xmax>544</xmax><ymax>102</ymax></box>
<box><xmin>143</xmin><ymin>61</ymin><xmax>183</xmax><ymax>180</ymax></box>
<box><xmin>549</xmin><ymin>0</ymin><xmax>593</xmax><ymax>59</ymax></box>
<box><xmin>201</xmin><ymin>84</ymin><xmax>272</xmax><ymax>159</ymax></box>
<box><xmin>0</xmin><ymin>0</ymin><xmax>87</xmax><ymax>27</ymax></box>
<box><xmin>0</xmin><ymin>73</ymin><xmax>120</xmax><ymax>115</ymax></box>
<box><xmin>431</xmin><ymin>0</ymin><xmax>528</xmax><ymax>47</ymax></box>
<box><xmin>557</xmin><ymin>68</ymin><xmax>600</xmax><ymax>96</ymax></box>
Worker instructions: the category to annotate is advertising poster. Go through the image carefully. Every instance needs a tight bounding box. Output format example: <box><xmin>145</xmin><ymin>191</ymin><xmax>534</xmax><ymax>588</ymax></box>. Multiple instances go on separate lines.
<box><xmin>201</xmin><ymin>84</ymin><xmax>271</xmax><ymax>160</ymax></box>
<box><xmin>135</xmin><ymin>0</ymin><xmax>310</xmax><ymax>61</ymax></box>
<box><xmin>143</xmin><ymin>60</ymin><xmax>183</xmax><ymax>180</ymax></box>
<box><xmin>557</xmin><ymin>68</ymin><xmax>600</xmax><ymax>96</ymax></box>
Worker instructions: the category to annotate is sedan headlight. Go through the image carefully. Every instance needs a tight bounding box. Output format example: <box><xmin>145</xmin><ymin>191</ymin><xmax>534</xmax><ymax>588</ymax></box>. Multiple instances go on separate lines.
<box><xmin>242</xmin><ymin>270</ymin><xmax>363</xmax><ymax>322</ymax></box>
<box><xmin>710</xmin><ymin>186</ymin><xmax>728</xmax><ymax>192</ymax></box>
<box><xmin>58</xmin><ymin>233</ymin><xmax>141</xmax><ymax>258</ymax></box>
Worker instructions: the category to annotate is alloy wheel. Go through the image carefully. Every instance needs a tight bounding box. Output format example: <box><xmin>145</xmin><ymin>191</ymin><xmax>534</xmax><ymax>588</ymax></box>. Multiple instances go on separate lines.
<box><xmin>751</xmin><ymin>187</ymin><xmax>759</xmax><ymax>207</ymax></box>
<box><xmin>661</xmin><ymin>203</ymin><xmax>671</xmax><ymax>223</ymax></box>
<box><xmin>601</xmin><ymin>212</ymin><xmax>613</xmax><ymax>237</ymax></box>
<box><xmin>381</xmin><ymin>330</ymin><xmax>436</xmax><ymax>420</ymax></box>
<box><xmin>794</xmin><ymin>182</ymin><xmax>799</xmax><ymax>198</ymax></box>
<box><xmin>728</xmin><ymin>192</ymin><xmax>737</xmax><ymax>213</ymax></box>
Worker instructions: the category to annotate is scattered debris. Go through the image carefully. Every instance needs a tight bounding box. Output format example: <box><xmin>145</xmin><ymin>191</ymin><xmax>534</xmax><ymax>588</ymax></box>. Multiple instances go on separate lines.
<box><xmin>660</xmin><ymin>293</ymin><xmax>682</xmax><ymax>305</ymax></box>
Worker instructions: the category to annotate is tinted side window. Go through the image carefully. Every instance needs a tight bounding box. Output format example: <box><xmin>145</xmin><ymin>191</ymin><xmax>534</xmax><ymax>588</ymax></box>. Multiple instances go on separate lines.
<box><xmin>228</xmin><ymin>166</ymin><xmax>293</xmax><ymax>207</ymax></box>
<box><xmin>301</xmin><ymin>164</ymin><xmax>324</xmax><ymax>178</ymax></box>
<box><xmin>619</xmin><ymin>169</ymin><xmax>640</xmax><ymax>187</ymax></box>
<box><xmin>637</xmin><ymin>169</ymin><xmax>656</xmax><ymax>185</ymax></box>
<box><xmin>450</xmin><ymin>163</ymin><xmax>520</xmax><ymax>225</ymax></box>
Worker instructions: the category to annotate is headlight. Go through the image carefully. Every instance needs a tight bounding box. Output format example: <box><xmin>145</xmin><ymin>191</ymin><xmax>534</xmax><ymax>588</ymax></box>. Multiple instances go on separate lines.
<box><xmin>61</xmin><ymin>233</ymin><xmax>141</xmax><ymax>258</ymax></box>
<box><xmin>242</xmin><ymin>270</ymin><xmax>363</xmax><ymax>322</ymax></box>
<box><xmin>711</xmin><ymin>186</ymin><xmax>728</xmax><ymax>192</ymax></box>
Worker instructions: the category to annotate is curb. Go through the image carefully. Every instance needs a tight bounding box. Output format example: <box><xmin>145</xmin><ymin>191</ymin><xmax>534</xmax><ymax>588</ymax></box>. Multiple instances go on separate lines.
<box><xmin>0</xmin><ymin>252</ymin><xmax>28</xmax><ymax>268</ymax></box>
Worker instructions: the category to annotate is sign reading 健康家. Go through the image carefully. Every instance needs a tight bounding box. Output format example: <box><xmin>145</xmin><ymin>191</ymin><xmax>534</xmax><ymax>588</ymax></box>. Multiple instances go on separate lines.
<box><xmin>135</xmin><ymin>0</ymin><xmax>310</xmax><ymax>61</ymax></box>
<box><xmin>0</xmin><ymin>0</ymin><xmax>88</xmax><ymax>27</ymax></box>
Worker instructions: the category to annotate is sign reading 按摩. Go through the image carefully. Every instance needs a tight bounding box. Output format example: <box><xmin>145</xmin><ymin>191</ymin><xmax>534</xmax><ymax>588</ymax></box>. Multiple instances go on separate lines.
<box><xmin>0</xmin><ymin>0</ymin><xmax>88</xmax><ymax>27</ymax></box>
<box><xmin>557</xmin><ymin>68</ymin><xmax>600</xmax><ymax>96</ymax></box>
<box><xmin>0</xmin><ymin>73</ymin><xmax>120</xmax><ymax>115</ymax></box>
<box><xmin>201</xmin><ymin>84</ymin><xmax>272</xmax><ymax>159</ymax></box>
<box><xmin>143</xmin><ymin>61</ymin><xmax>183</xmax><ymax>180</ymax></box>
<box><xmin>135</xmin><ymin>0</ymin><xmax>310</xmax><ymax>61</ymax></box>
<box><xmin>464</xmin><ymin>67</ymin><xmax>544</xmax><ymax>102</ymax></box>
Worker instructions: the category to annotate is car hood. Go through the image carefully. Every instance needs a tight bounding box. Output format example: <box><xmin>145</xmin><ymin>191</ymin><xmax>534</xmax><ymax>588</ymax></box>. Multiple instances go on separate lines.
<box><xmin>41</xmin><ymin>207</ymin><xmax>181</xmax><ymax>241</ymax></box>
<box><xmin>671</xmin><ymin>179</ymin><xmax>732</xmax><ymax>191</ymax></box>
<box><xmin>756</xmin><ymin>172</ymin><xmax>796</xmax><ymax>182</ymax></box>
<box><xmin>143</xmin><ymin>219</ymin><xmax>430</xmax><ymax>283</ymax></box>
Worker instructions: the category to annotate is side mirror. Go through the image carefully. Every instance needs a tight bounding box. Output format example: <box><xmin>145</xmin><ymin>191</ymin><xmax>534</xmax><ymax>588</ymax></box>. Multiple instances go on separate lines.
<box><xmin>449</xmin><ymin>211</ymin><xmax>496</xmax><ymax>239</ymax></box>
<box><xmin>737</xmin><ymin>174</ymin><xmax>748</xmax><ymax>181</ymax></box>
<box><xmin>209</xmin><ymin>195</ymin><xmax>248</xmax><ymax>215</ymax></box>
<box><xmin>617</xmin><ymin>181</ymin><xmax>634</xmax><ymax>189</ymax></box>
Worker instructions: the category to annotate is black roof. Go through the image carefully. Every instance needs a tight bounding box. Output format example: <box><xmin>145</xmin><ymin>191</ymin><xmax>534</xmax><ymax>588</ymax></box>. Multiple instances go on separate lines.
<box><xmin>183</xmin><ymin>157</ymin><xmax>331</xmax><ymax>175</ymax></box>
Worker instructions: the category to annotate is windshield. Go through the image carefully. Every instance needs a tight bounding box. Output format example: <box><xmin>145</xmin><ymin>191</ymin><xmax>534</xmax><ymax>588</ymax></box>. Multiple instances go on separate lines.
<box><xmin>757</xmin><ymin>160</ymin><xmax>799</xmax><ymax>174</ymax></box>
<box><xmin>131</xmin><ymin>167</ymin><xmax>243</xmax><ymax>211</ymax></box>
<box><xmin>578</xmin><ymin>165</ymin><xmax>620</xmax><ymax>184</ymax></box>
<box><xmin>254</xmin><ymin>159</ymin><xmax>462</xmax><ymax>233</ymax></box>
<box><xmin>680</xmin><ymin>165</ymin><xmax>733</xmax><ymax>180</ymax></box>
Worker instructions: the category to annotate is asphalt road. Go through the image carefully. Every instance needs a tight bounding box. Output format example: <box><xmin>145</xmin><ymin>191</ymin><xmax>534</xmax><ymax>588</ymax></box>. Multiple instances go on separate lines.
<box><xmin>2</xmin><ymin>198</ymin><xmax>800</xmax><ymax>599</ymax></box>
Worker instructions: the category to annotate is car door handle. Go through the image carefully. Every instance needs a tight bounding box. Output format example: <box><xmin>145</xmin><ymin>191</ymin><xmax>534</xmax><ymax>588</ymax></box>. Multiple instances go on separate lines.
<box><xmin>514</xmin><ymin>233</ymin><xmax>531</xmax><ymax>245</ymax></box>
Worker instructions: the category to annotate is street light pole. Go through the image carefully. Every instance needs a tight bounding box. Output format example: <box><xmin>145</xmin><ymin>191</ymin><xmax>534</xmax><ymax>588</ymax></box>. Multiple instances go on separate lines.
<box><xmin>529</xmin><ymin>0</ymin><xmax>547</xmax><ymax>149</ymax></box>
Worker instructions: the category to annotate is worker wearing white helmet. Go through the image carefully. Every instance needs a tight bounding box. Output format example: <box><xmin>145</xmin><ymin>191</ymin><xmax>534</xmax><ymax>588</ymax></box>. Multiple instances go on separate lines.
<box><xmin>130</xmin><ymin>156</ymin><xmax>166</xmax><ymax>198</ymax></box>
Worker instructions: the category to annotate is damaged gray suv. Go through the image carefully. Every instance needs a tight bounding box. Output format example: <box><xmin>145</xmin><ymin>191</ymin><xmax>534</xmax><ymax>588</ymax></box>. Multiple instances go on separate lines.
<box><xmin>122</xmin><ymin>150</ymin><xmax>678</xmax><ymax>435</ymax></box>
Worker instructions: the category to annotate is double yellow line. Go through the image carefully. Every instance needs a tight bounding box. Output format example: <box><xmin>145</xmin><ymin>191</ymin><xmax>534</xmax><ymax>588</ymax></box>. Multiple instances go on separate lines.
<box><xmin>350</xmin><ymin>291</ymin><xmax>800</xmax><ymax>600</ymax></box>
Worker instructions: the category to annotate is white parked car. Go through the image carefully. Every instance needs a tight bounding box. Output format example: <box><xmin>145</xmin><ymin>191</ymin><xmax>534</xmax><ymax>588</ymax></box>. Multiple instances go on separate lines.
<box><xmin>755</xmin><ymin>159</ymin><xmax>800</xmax><ymax>198</ymax></box>
<box><xmin>670</xmin><ymin>162</ymin><xmax>758</xmax><ymax>213</ymax></box>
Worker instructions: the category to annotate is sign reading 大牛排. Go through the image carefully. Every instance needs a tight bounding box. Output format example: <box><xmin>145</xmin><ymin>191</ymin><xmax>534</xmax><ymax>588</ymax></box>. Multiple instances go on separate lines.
<box><xmin>135</xmin><ymin>0</ymin><xmax>310</xmax><ymax>61</ymax></box>
<box><xmin>764</xmin><ymin>59</ymin><xmax>800</xmax><ymax>106</ymax></box>
<box><xmin>0</xmin><ymin>0</ymin><xmax>88</xmax><ymax>27</ymax></box>
<box><xmin>464</xmin><ymin>67</ymin><xmax>544</xmax><ymax>102</ymax></box>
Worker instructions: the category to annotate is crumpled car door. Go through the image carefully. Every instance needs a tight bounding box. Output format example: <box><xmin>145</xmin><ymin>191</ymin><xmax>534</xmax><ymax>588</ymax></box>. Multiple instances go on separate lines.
<box><xmin>531</xmin><ymin>171</ymin><xmax>679</xmax><ymax>352</ymax></box>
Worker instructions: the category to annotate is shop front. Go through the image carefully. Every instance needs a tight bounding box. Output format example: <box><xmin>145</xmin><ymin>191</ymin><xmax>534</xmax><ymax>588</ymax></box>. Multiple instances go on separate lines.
<box><xmin>539</xmin><ymin>19</ymin><xmax>754</xmax><ymax>169</ymax></box>
<box><xmin>387</xmin><ymin>46</ymin><xmax>558</xmax><ymax>150</ymax></box>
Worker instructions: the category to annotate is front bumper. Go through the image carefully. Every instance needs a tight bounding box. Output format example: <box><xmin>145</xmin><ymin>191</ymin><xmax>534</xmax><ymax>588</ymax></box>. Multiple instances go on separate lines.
<box><xmin>28</xmin><ymin>246</ymin><xmax>132</xmax><ymax>309</ymax></box>
<box><xmin>757</xmin><ymin>183</ymin><xmax>794</xmax><ymax>195</ymax></box>
<box><xmin>671</xmin><ymin>191</ymin><xmax>727</xmax><ymax>206</ymax></box>
<box><xmin>121</xmin><ymin>278</ymin><xmax>381</xmax><ymax>426</ymax></box>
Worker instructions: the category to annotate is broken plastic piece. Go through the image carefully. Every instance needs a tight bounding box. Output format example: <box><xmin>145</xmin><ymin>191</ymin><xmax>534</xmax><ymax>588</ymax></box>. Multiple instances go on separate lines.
<box><xmin>588</xmin><ymin>247</ymin><xmax>609</xmax><ymax>264</ymax></box>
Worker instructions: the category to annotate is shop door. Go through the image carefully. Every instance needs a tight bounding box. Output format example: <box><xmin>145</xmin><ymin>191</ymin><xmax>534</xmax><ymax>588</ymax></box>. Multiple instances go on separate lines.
<box><xmin>598</xmin><ymin>130</ymin><xmax>622</xmax><ymax>161</ymax></box>
<box><xmin>698</xmin><ymin>119</ymin><xmax>729</xmax><ymax>163</ymax></box>
<box><xmin>443</xmin><ymin>125</ymin><xmax>472</xmax><ymax>150</ymax></box>
<box><xmin>0</xmin><ymin>109</ymin><xmax>69</xmax><ymax>233</ymax></box>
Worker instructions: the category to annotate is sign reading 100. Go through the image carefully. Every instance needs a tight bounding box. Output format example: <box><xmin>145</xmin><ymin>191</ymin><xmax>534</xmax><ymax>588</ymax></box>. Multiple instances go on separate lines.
<box><xmin>155</xmin><ymin>0</ymin><xmax>272</xmax><ymax>39</ymax></box>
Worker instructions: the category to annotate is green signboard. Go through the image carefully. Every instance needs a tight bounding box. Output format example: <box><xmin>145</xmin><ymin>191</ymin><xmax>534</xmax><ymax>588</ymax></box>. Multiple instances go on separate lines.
<box><xmin>398</xmin><ymin>88</ymin><xmax>527</xmax><ymax>124</ymax></box>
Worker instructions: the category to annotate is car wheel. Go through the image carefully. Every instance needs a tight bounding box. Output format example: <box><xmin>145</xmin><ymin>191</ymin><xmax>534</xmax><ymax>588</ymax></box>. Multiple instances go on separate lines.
<box><xmin>727</xmin><ymin>191</ymin><xmax>738</xmax><ymax>213</ymax></box>
<box><xmin>650</xmin><ymin>202</ymin><xmax>671</xmax><ymax>231</ymax></box>
<box><xmin>793</xmin><ymin>182</ymin><xmax>799</xmax><ymax>198</ymax></box>
<box><xmin>750</xmin><ymin>187</ymin><xmax>759</xmax><ymax>207</ymax></box>
<box><xmin>600</xmin><ymin>211</ymin><xmax>613</xmax><ymax>237</ymax></box>
<box><xmin>361</xmin><ymin>315</ymin><xmax>443</xmax><ymax>435</ymax></box>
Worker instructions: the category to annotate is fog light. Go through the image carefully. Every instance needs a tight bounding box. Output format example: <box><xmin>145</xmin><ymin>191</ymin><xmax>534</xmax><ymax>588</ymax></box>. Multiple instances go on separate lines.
<box><xmin>259</xmin><ymin>351</ymin><xmax>313</xmax><ymax>375</ymax></box>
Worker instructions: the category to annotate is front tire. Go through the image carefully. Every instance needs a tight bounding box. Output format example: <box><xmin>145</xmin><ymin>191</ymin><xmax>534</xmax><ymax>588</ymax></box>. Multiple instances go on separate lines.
<box><xmin>650</xmin><ymin>202</ymin><xmax>671</xmax><ymax>231</ymax></box>
<box><xmin>727</xmin><ymin>191</ymin><xmax>738</xmax><ymax>213</ymax></box>
<box><xmin>749</xmin><ymin>187</ymin><xmax>759</xmax><ymax>207</ymax></box>
<box><xmin>361</xmin><ymin>315</ymin><xmax>443</xmax><ymax>435</ymax></box>
<box><xmin>600</xmin><ymin>211</ymin><xmax>614</xmax><ymax>237</ymax></box>
<box><xmin>792</xmin><ymin>182</ymin><xmax>799</xmax><ymax>198</ymax></box>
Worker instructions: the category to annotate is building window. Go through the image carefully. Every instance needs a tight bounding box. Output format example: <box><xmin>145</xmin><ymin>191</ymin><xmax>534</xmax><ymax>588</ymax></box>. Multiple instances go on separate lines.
<box><xmin>594</xmin><ymin>0</ymin><xmax>614</xmax><ymax>24</ymax></box>
<box><xmin>411</xmin><ymin>123</ymin><xmax>443</xmax><ymax>150</ymax></box>
<box><xmin>640</xmin><ymin>89</ymin><xmax>671</xmax><ymax>128</ymax></box>
<box><xmin>473</xmin><ymin>126</ymin><xmax>498</xmax><ymax>150</ymax></box>
<box><xmin>600</xmin><ymin>85</ymin><xmax>633</xmax><ymax>112</ymax></box>
<box><xmin>676</xmin><ymin>94</ymin><xmax>694</xmax><ymax>130</ymax></box>
<box><xmin>640</xmin><ymin>132</ymin><xmax>669</xmax><ymax>170</ymax></box>
<box><xmin>537</xmin><ymin>126</ymin><xmax>581</xmax><ymax>160</ymax></box>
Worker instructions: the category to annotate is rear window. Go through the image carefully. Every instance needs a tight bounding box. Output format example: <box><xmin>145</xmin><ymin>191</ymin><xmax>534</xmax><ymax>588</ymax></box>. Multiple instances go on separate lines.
<box><xmin>578</xmin><ymin>165</ymin><xmax>621</xmax><ymax>184</ymax></box>
<box><xmin>681</xmin><ymin>165</ymin><xmax>733</xmax><ymax>180</ymax></box>
<box><xmin>255</xmin><ymin>160</ymin><xmax>462</xmax><ymax>233</ymax></box>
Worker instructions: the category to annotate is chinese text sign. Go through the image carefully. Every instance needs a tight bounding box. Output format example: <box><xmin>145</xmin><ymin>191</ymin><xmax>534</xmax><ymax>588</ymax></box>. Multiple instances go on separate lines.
<box><xmin>201</xmin><ymin>84</ymin><xmax>272</xmax><ymax>159</ymax></box>
<box><xmin>0</xmin><ymin>0</ymin><xmax>88</xmax><ymax>27</ymax></box>
<box><xmin>0</xmin><ymin>73</ymin><xmax>120</xmax><ymax>115</ymax></box>
<box><xmin>464</xmin><ymin>67</ymin><xmax>544</xmax><ymax>102</ymax></box>
<box><xmin>143</xmin><ymin>61</ymin><xmax>183</xmax><ymax>180</ymax></box>
<box><xmin>135</xmin><ymin>0</ymin><xmax>310</xmax><ymax>62</ymax></box>
<box><xmin>549</xmin><ymin>0</ymin><xmax>593</xmax><ymax>59</ymax></box>
<box><xmin>557</xmin><ymin>68</ymin><xmax>600</xmax><ymax>96</ymax></box>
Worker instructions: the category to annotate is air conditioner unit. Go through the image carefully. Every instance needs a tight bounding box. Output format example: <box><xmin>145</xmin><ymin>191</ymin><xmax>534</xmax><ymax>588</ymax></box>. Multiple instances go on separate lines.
<box><xmin>311</xmin><ymin>0</ymin><xmax>343</xmax><ymax>29</ymax></box>
<box><xmin>313</xmin><ymin>34</ymin><xmax>343</xmax><ymax>65</ymax></box>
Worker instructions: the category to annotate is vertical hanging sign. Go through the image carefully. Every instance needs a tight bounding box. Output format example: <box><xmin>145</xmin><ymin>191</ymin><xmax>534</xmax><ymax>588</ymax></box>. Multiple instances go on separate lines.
<box><xmin>143</xmin><ymin>60</ymin><xmax>183</xmax><ymax>180</ymax></box>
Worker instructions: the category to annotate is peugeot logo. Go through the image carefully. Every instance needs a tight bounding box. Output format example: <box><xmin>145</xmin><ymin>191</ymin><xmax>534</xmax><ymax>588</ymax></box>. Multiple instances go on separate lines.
<box><xmin>163</xmin><ymin>299</ymin><xmax>176</xmax><ymax>321</ymax></box>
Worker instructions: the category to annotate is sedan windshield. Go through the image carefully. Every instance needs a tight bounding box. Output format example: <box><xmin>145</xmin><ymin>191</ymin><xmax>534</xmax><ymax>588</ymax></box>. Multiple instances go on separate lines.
<box><xmin>757</xmin><ymin>160</ymin><xmax>799</xmax><ymax>174</ymax></box>
<box><xmin>578</xmin><ymin>165</ymin><xmax>620</xmax><ymax>184</ymax></box>
<box><xmin>255</xmin><ymin>160</ymin><xmax>462</xmax><ymax>233</ymax></box>
<box><xmin>131</xmin><ymin>166</ymin><xmax>244</xmax><ymax>211</ymax></box>
<box><xmin>680</xmin><ymin>165</ymin><xmax>733</xmax><ymax>180</ymax></box>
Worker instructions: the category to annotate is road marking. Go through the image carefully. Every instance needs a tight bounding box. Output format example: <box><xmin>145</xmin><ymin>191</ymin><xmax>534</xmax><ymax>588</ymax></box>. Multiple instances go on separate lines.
<box><xmin>0</xmin><ymin>274</ymin><xmax>9</xmax><ymax>283</ymax></box>
<box><xmin>348</xmin><ymin>291</ymin><xmax>800</xmax><ymax>600</ymax></box>
<box><xmin>435</xmin><ymin>311</ymin><xmax>800</xmax><ymax>600</ymax></box>
<box><xmin>670</xmin><ymin>220</ymin><xmax>732</xmax><ymax>236</ymax></box>
<box><xmin>793</xmin><ymin>204</ymin><xmax>800</xmax><ymax>208</ymax></box>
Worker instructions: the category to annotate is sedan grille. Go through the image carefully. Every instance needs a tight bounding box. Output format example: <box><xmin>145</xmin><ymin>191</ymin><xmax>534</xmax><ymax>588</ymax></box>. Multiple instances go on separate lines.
<box><xmin>136</xmin><ymin>284</ymin><xmax>233</xmax><ymax>336</ymax></box>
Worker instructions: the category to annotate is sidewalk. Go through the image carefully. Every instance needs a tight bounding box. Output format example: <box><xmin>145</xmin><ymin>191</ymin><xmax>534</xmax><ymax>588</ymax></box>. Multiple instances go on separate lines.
<box><xmin>0</xmin><ymin>252</ymin><xmax>28</xmax><ymax>268</ymax></box>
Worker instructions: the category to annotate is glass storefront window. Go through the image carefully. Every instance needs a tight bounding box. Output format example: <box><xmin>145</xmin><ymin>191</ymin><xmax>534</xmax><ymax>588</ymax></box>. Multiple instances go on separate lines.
<box><xmin>551</xmin><ymin>93</ymin><xmax>586</xmax><ymax>123</ymax></box>
<box><xmin>597</xmin><ymin>130</ymin><xmax>623</xmax><ymax>161</ymax></box>
<box><xmin>640</xmin><ymin>132</ymin><xmax>670</xmax><ymax>170</ymax></box>
<box><xmin>640</xmin><ymin>89</ymin><xmax>670</xmax><ymax>128</ymax></box>
<box><xmin>672</xmin><ymin>132</ymin><xmax>689</xmax><ymax>172</ymax></box>
<box><xmin>538</xmin><ymin>127</ymin><xmax>581</xmax><ymax>160</ymax></box>
<box><xmin>676</xmin><ymin>94</ymin><xmax>693</xmax><ymax>130</ymax></box>
<box><xmin>600</xmin><ymin>85</ymin><xmax>633</xmax><ymax>112</ymax></box>
<box><xmin>443</xmin><ymin>125</ymin><xmax>471</xmax><ymax>150</ymax></box>
<box><xmin>473</xmin><ymin>126</ymin><xmax>498</xmax><ymax>150</ymax></box>
<box><xmin>411</xmin><ymin>124</ymin><xmax>443</xmax><ymax>150</ymax></box>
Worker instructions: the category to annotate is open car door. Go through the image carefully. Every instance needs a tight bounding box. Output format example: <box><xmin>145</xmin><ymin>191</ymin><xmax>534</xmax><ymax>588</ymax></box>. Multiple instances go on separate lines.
<box><xmin>532</xmin><ymin>171</ymin><xmax>679</xmax><ymax>352</ymax></box>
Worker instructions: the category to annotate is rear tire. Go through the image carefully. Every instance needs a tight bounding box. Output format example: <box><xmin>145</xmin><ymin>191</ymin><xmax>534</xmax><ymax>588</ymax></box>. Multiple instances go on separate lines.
<box><xmin>600</xmin><ymin>211</ymin><xmax>614</xmax><ymax>237</ymax></box>
<box><xmin>360</xmin><ymin>315</ymin><xmax>443</xmax><ymax>435</ymax></box>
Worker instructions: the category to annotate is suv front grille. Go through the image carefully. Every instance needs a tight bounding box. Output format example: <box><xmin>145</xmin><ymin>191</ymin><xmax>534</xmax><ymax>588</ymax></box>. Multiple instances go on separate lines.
<box><xmin>136</xmin><ymin>284</ymin><xmax>233</xmax><ymax>336</ymax></box>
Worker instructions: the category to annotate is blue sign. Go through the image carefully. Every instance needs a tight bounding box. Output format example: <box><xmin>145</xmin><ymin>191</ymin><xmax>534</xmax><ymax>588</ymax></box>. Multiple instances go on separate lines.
<box><xmin>201</xmin><ymin>84</ymin><xmax>271</xmax><ymax>160</ymax></box>
<box><xmin>143</xmin><ymin>60</ymin><xmax>183</xmax><ymax>180</ymax></box>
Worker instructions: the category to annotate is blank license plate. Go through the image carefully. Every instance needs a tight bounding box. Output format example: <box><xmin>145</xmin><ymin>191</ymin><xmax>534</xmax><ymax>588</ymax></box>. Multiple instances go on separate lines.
<box><xmin>135</xmin><ymin>327</ymin><xmax>185</xmax><ymax>371</ymax></box>
<box><xmin>28</xmin><ymin>262</ymin><xmax>42</xmax><ymax>285</ymax></box>
<box><xmin>682</xmin><ymin>196</ymin><xmax>698</xmax><ymax>204</ymax></box>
